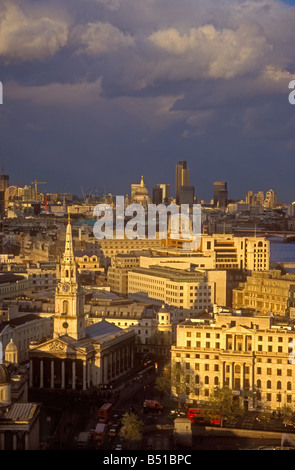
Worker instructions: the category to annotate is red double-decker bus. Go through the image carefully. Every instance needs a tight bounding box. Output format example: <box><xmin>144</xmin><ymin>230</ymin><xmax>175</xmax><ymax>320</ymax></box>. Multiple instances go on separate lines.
<box><xmin>98</xmin><ymin>403</ymin><xmax>113</xmax><ymax>423</ymax></box>
<box><xmin>188</xmin><ymin>408</ymin><xmax>221</xmax><ymax>426</ymax></box>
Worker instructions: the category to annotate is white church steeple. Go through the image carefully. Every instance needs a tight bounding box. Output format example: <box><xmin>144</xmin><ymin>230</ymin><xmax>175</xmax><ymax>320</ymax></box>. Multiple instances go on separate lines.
<box><xmin>54</xmin><ymin>213</ymin><xmax>86</xmax><ymax>340</ymax></box>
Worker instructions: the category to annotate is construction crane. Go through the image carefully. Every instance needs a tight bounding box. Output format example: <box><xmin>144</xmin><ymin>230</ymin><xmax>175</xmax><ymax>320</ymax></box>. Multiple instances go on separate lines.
<box><xmin>31</xmin><ymin>180</ymin><xmax>46</xmax><ymax>200</ymax></box>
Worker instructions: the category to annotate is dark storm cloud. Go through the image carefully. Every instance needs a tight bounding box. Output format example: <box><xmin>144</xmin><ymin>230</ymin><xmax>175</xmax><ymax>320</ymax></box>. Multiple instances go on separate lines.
<box><xmin>1</xmin><ymin>0</ymin><xmax>295</xmax><ymax>201</ymax></box>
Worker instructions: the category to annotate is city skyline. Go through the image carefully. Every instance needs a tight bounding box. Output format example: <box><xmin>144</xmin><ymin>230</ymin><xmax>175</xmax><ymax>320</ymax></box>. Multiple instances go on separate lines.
<box><xmin>1</xmin><ymin>162</ymin><xmax>287</xmax><ymax>206</ymax></box>
<box><xmin>1</xmin><ymin>0</ymin><xmax>295</xmax><ymax>201</ymax></box>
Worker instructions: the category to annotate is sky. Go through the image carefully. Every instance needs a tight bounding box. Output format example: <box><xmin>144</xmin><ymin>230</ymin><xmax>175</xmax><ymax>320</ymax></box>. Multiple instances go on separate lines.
<box><xmin>1</xmin><ymin>0</ymin><xmax>295</xmax><ymax>203</ymax></box>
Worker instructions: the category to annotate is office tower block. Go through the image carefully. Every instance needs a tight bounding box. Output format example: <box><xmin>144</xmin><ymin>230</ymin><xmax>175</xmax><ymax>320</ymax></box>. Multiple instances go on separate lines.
<box><xmin>213</xmin><ymin>181</ymin><xmax>228</xmax><ymax>208</ymax></box>
<box><xmin>245</xmin><ymin>190</ymin><xmax>253</xmax><ymax>204</ymax></box>
<box><xmin>0</xmin><ymin>174</ymin><xmax>9</xmax><ymax>217</ymax></box>
<box><xmin>152</xmin><ymin>186</ymin><xmax>163</xmax><ymax>204</ymax></box>
<box><xmin>218</xmin><ymin>189</ymin><xmax>228</xmax><ymax>209</ymax></box>
<box><xmin>176</xmin><ymin>161</ymin><xmax>190</xmax><ymax>204</ymax></box>
<box><xmin>264</xmin><ymin>189</ymin><xmax>277</xmax><ymax>209</ymax></box>
<box><xmin>157</xmin><ymin>184</ymin><xmax>170</xmax><ymax>203</ymax></box>
<box><xmin>179</xmin><ymin>185</ymin><xmax>195</xmax><ymax>206</ymax></box>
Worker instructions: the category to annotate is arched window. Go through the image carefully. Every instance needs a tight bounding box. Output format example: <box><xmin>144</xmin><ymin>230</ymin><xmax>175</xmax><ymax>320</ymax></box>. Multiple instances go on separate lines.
<box><xmin>257</xmin><ymin>379</ymin><xmax>261</xmax><ymax>389</ymax></box>
<box><xmin>287</xmin><ymin>381</ymin><xmax>292</xmax><ymax>391</ymax></box>
<box><xmin>63</xmin><ymin>300</ymin><xmax>68</xmax><ymax>314</ymax></box>
<box><xmin>205</xmin><ymin>376</ymin><xmax>209</xmax><ymax>385</ymax></box>
<box><xmin>267</xmin><ymin>380</ymin><xmax>271</xmax><ymax>389</ymax></box>
<box><xmin>277</xmin><ymin>381</ymin><xmax>282</xmax><ymax>390</ymax></box>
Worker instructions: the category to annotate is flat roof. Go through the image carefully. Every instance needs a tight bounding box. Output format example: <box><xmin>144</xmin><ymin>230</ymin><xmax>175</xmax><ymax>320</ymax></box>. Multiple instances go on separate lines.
<box><xmin>130</xmin><ymin>265</ymin><xmax>206</xmax><ymax>282</ymax></box>
<box><xmin>0</xmin><ymin>273</ymin><xmax>26</xmax><ymax>284</ymax></box>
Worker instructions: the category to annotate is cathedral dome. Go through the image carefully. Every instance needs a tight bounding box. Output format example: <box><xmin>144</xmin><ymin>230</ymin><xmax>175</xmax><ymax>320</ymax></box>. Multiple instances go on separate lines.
<box><xmin>134</xmin><ymin>176</ymin><xmax>149</xmax><ymax>197</ymax></box>
<box><xmin>135</xmin><ymin>187</ymin><xmax>149</xmax><ymax>196</ymax></box>
<box><xmin>5</xmin><ymin>339</ymin><xmax>17</xmax><ymax>353</ymax></box>
<box><xmin>0</xmin><ymin>364</ymin><xmax>10</xmax><ymax>385</ymax></box>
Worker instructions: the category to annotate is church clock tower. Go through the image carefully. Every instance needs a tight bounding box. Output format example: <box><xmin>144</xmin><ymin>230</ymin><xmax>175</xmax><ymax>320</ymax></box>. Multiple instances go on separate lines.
<box><xmin>54</xmin><ymin>214</ymin><xmax>86</xmax><ymax>340</ymax></box>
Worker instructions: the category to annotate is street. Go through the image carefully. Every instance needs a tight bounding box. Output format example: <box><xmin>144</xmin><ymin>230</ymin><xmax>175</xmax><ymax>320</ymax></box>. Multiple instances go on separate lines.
<box><xmin>36</xmin><ymin>368</ymin><xmax>295</xmax><ymax>451</ymax></box>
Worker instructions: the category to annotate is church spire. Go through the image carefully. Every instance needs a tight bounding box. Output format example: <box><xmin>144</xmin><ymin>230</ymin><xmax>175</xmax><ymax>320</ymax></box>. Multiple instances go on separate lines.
<box><xmin>64</xmin><ymin>211</ymin><xmax>74</xmax><ymax>263</ymax></box>
<box><xmin>54</xmin><ymin>214</ymin><xmax>85</xmax><ymax>340</ymax></box>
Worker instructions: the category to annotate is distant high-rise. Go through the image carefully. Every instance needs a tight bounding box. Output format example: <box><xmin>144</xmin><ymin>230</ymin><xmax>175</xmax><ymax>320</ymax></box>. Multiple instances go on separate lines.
<box><xmin>0</xmin><ymin>174</ymin><xmax>9</xmax><ymax>217</ymax></box>
<box><xmin>157</xmin><ymin>184</ymin><xmax>170</xmax><ymax>203</ymax></box>
<box><xmin>179</xmin><ymin>185</ymin><xmax>195</xmax><ymax>206</ymax></box>
<box><xmin>176</xmin><ymin>161</ymin><xmax>190</xmax><ymax>204</ymax></box>
<box><xmin>213</xmin><ymin>181</ymin><xmax>228</xmax><ymax>208</ymax></box>
<box><xmin>264</xmin><ymin>189</ymin><xmax>277</xmax><ymax>209</ymax></box>
<box><xmin>152</xmin><ymin>186</ymin><xmax>163</xmax><ymax>205</ymax></box>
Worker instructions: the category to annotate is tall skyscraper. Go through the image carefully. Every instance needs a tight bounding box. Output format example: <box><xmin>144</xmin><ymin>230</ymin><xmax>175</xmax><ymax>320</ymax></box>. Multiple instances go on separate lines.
<box><xmin>179</xmin><ymin>185</ymin><xmax>195</xmax><ymax>206</ymax></box>
<box><xmin>152</xmin><ymin>186</ymin><xmax>163</xmax><ymax>204</ymax></box>
<box><xmin>0</xmin><ymin>174</ymin><xmax>9</xmax><ymax>217</ymax></box>
<box><xmin>157</xmin><ymin>184</ymin><xmax>170</xmax><ymax>203</ymax></box>
<box><xmin>176</xmin><ymin>161</ymin><xmax>190</xmax><ymax>204</ymax></box>
<box><xmin>213</xmin><ymin>181</ymin><xmax>228</xmax><ymax>208</ymax></box>
<box><xmin>264</xmin><ymin>189</ymin><xmax>277</xmax><ymax>209</ymax></box>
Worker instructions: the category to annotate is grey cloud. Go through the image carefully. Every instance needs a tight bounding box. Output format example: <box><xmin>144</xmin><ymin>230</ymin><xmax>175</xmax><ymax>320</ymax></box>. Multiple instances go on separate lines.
<box><xmin>0</xmin><ymin>0</ymin><xmax>69</xmax><ymax>63</ymax></box>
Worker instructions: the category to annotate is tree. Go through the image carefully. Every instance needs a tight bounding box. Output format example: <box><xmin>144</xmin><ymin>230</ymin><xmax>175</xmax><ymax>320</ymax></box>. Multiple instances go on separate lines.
<box><xmin>205</xmin><ymin>387</ymin><xmax>245</xmax><ymax>426</ymax></box>
<box><xmin>155</xmin><ymin>360</ymin><xmax>196</xmax><ymax>409</ymax></box>
<box><xmin>280</xmin><ymin>404</ymin><xmax>295</xmax><ymax>422</ymax></box>
<box><xmin>155</xmin><ymin>367</ymin><xmax>171</xmax><ymax>397</ymax></box>
<box><xmin>119</xmin><ymin>412</ymin><xmax>143</xmax><ymax>447</ymax></box>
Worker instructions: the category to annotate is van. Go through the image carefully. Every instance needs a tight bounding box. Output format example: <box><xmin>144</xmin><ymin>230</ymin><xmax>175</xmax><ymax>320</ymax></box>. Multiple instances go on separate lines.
<box><xmin>76</xmin><ymin>432</ymin><xmax>91</xmax><ymax>449</ymax></box>
<box><xmin>143</xmin><ymin>400</ymin><xmax>163</xmax><ymax>413</ymax></box>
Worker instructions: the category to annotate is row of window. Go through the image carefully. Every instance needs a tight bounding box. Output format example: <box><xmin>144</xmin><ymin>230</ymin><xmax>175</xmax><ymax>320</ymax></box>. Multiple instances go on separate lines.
<box><xmin>180</xmin><ymin>361</ymin><xmax>294</xmax><ymax>376</ymax></box>
<box><xmin>185</xmin><ymin>331</ymin><xmax>294</xmax><ymax>343</ymax></box>
<box><xmin>185</xmin><ymin>340</ymin><xmax>291</xmax><ymax>352</ymax></box>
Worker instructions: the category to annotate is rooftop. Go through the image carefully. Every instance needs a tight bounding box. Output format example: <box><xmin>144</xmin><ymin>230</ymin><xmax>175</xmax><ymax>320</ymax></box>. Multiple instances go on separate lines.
<box><xmin>1</xmin><ymin>403</ymin><xmax>40</xmax><ymax>422</ymax></box>
<box><xmin>130</xmin><ymin>265</ymin><xmax>207</xmax><ymax>282</ymax></box>
<box><xmin>0</xmin><ymin>273</ymin><xmax>26</xmax><ymax>284</ymax></box>
<box><xmin>0</xmin><ymin>314</ymin><xmax>43</xmax><ymax>333</ymax></box>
